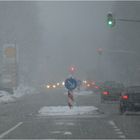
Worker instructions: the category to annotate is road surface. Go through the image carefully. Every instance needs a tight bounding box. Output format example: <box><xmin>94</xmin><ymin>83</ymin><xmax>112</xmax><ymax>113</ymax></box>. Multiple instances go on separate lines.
<box><xmin>0</xmin><ymin>89</ymin><xmax>140</xmax><ymax>139</ymax></box>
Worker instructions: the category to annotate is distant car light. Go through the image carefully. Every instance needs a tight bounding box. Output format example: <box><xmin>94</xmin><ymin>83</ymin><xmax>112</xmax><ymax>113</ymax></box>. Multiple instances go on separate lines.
<box><xmin>62</xmin><ymin>82</ymin><xmax>65</xmax><ymax>86</ymax></box>
<box><xmin>47</xmin><ymin>85</ymin><xmax>50</xmax><ymax>89</ymax></box>
<box><xmin>53</xmin><ymin>85</ymin><xmax>56</xmax><ymax>88</ymax></box>
<box><xmin>122</xmin><ymin>95</ymin><xmax>128</xmax><ymax>100</ymax></box>
<box><xmin>103</xmin><ymin>91</ymin><xmax>109</xmax><ymax>95</ymax></box>
<box><xmin>57</xmin><ymin>83</ymin><xmax>60</xmax><ymax>86</ymax></box>
<box><xmin>87</xmin><ymin>84</ymin><xmax>90</xmax><ymax>87</ymax></box>
<box><xmin>83</xmin><ymin>81</ymin><xmax>87</xmax><ymax>84</ymax></box>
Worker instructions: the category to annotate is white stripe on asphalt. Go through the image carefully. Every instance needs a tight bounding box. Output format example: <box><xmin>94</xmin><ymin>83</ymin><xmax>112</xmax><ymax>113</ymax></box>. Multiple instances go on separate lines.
<box><xmin>67</xmin><ymin>122</ymin><xmax>75</xmax><ymax>126</ymax></box>
<box><xmin>119</xmin><ymin>135</ymin><xmax>126</xmax><ymax>139</ymax></box>
<box><xmin>50</xmin><ymin>131</ymin><xmax>61</xmax><ymax>134</ymax></box>
<box><xmin>64</xmin><ymin>131</ymin><xmax>72</xmax><ymax>135</ymax></box>
<box><xmin>55</xmin><ymin>122</ymin><xmax>64</xmax><ymax>125</ymax></box>
<box><xmin>108</xmin><ymin>120</ymin><xmax>115</xmax><ymax>126</ymax></box>
<box><xmin>108</xmin><ymin>120</ymin><xmax>126</xmax><ymax>139</ymax></box>
<box><xmin>116</xmin><ymin>131</ymin><xmax>123</xmax><ymax>135</ymax></box>
<box><xmin>113</xmin><ymin>126</ymin><xmax>118</xmax><ymax>129</ymax></box>
<box><xmin>0</xmin><ymin>122</ymin><xmax>23</xmax><ymax>139</ymax></box>
<box><xmin>55</xmin><ymin>122</ymin><xmax>75</xmax><ymax>126</ymax></box>
<box><xmin>114</xmin><ymin>128</ymin><xmax>121</xmax><ymax>131</ymax></box>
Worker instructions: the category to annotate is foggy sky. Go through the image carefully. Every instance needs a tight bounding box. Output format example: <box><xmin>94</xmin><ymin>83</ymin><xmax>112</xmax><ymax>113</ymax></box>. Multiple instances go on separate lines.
<box><xmin>0</xmin><ymin>1</ymin><xmax>140</xmax><ymax>86</ymax></box>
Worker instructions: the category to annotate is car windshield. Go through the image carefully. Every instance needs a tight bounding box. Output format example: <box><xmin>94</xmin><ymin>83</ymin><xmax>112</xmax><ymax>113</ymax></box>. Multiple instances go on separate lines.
<box><xmin>0</xmin><ymin>1</ymin><xmax>140</xmax><ymax>139</ymax></box>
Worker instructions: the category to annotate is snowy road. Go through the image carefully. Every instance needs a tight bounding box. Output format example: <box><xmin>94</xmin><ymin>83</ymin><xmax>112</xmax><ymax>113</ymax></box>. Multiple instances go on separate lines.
<box><xmin>0</xmin><ymin>89</ymin><xmax>140</xmax><ymax>139</ymax></box>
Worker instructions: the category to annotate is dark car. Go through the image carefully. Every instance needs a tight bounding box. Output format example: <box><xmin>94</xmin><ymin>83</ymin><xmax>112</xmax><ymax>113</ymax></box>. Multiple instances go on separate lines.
<box><xmin>119</xmin><ymin>86</ymin><xmax>140</xmax><ymax>114</ymax></box>
<box><xmin>101</xmin><ymin>87</ymin><xmax>123</xmax><ymax>103</ymax></box>
<box><xmin>100</xmin><ymin>81</ymin><xmax>124</xmax><ymax>103</ymax></box>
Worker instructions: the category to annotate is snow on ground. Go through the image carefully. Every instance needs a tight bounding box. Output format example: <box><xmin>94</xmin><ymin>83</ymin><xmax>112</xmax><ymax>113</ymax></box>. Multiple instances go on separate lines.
<box><xmin>38</xmin><ymin>106</ymin><xmax>98</xmax><ymax>116</ymax></box>
<box><xmin>13</xmin><ymin>84</ymin><xmax>36</xmax><ymax>98</ymax></box>
<box><xmin>64</xmin><ymin>90</ymin><xmax>93</xmax><ymax>96</ymax></box>
<box><xmin>0</xmin><ymin>84</ymin><xmax>36</xmax><ymax>103</ymax></box>
<box><xmin>75</xmin><ymin>90</ymin><xmax>93</xmax><ymax>95</ymax></box>
<box><xmin>0</xmin><ymin>91</ymin><xmax>15</xmax><ymax>103</ymax></box>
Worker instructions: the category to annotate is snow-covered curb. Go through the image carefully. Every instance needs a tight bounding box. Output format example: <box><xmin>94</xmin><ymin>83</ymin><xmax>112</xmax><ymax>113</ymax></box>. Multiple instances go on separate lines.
<box><xmin>0</xmin><ymin>85</ymin><xmax>36</xmax><ymax>104</ymax></box>
<box><xmin>13</xmin><ymin>84</ymin><xmax>36</xmax><ymax>98</ymax></box>
<box><xmin>38</xmin><ymin>106</ymin><xmax>98</xmax><ymax>116</ymax></box>
<box><xmin>0</xmin><ymin>91</ymin><xmax>15</xmax><ymax>103</ymax></box>
<box><xmin>64</xmin><ymin>90</ymin><xmax>93</xmax><ymax>96</ymax></box>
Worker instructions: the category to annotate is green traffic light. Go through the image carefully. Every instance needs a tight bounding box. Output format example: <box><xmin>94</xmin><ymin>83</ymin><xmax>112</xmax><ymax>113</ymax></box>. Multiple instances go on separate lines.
<box><xmin>108</xmin><ymin>20</ymin><xmax>113</xmax><ymax>27</ymax></box>
<box><xmin>108</xmin><ymin>21</ymin><xmax>113</xmax><ymax>25</ymax></box>
<box><xmin>107</xmin><ymin>13</ymin><xmax>115</xmax><ymax>27</ymax></box>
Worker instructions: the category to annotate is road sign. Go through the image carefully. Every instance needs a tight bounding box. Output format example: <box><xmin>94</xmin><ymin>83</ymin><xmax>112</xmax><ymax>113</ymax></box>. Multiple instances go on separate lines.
<box><xmin>65</xmin><ymin>77</ymin><xmax>77</xmax><ymax>90</ymax></box>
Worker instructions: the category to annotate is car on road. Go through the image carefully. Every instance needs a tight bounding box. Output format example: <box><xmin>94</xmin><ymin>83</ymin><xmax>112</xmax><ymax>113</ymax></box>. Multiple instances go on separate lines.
<box><xmin>100</xmin><ymin>81</ymin><xmax>124</xmax><ymax>103</ymax></box>
<box><xmin>101</xmin><ymin>87</ymin><xmax>123</xmax><ymax>103</ymax></box>
<box><xmin>119</xmin><ymin>86</ymin><xmax>140</xmax><ymax>114</ymax></box>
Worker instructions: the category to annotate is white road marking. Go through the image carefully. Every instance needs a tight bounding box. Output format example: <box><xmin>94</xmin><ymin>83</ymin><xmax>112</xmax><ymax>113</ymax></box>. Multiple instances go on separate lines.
<box><xmin>116</xmin><ymin>131</ymin><xmax>123</xmax><ymax>135</ymax></box>
<box><xmin>108</xmin><ymin>120</ymin><xmax>126</xmax><ymax>139</ymax></box>
<box><xmin>64</xmin><ymin>131</ymin><xmax>72</xmax><ymax>135</ymax></box>
<box><xmin>108</xmin><ymin>120</ymin><xmax>115</xmax><ymax>126</ymax></box>
<box><xmin>67</xmin><ymin>122</ymin><xmax>75</xmax><ymax>126</ymax></box>
<box><xmin>114</xmin><ymin>128</ymin><xmax>121</xmax><ymax>131</ymax></box>
<box><xmin>50</xmin><ymin>130</ymin><xmax>73</xmax><ymax>135</ymax></box>
<box><xmin>50</xmin><ymin>131</ymin><xmax>61</xmax><ymax>134</ymax></box>
<box><xmin>55</xmin><ymin>121</ymin><xmax>75</xmax><ymax>126</ymax></box>
<box><xmin>113</xmin><ymin>126</ymin><xmax>118</xmax><ymax>129</ymax></box>
<box><xmin>0</xmin><ymin>122</ymin><xmax>23</xmax><ymax>139</ymax></box>
<box><xmin>119</xmin><ymin>135</ymin><xmax>126</xmax><ymax>139</ymax></box>
<box><xmin>55</xmin><ymin>122</ymin><xmax>64</xmax><ymax>125</ymax></box>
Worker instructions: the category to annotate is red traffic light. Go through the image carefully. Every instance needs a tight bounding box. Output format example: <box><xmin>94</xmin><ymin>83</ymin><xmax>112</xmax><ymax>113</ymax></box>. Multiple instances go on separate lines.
<box><xmin>69</xmin><ymin>66</ymin><xmax>76</xmax><ymax>73</ymax></box>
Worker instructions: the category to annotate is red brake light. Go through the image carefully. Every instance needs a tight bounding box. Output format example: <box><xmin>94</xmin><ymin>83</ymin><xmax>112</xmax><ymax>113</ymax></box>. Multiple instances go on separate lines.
<box><xmin>122</xmin><ymin>95</ymin><xmax>128</xmax><ymax>100</ymax></box>
<box><xmin>103</xmin><ymin>91</ymin><xmax>109</xmax><ymax>95</ymax></box>
<box><xmin>95</xmin><ymin>86</ymin><xmax>99</xmax><ymax>89</ymax></box>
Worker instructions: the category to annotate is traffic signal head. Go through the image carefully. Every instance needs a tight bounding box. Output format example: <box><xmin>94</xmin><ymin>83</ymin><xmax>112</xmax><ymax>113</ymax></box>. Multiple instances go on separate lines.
<box><xmin>69</xmin><ymin>66</ymin><xmax>76</xmax><ymax>74</ymax></box>
<box><xmin>107</xmin><ymin>13</ymin><xmax>115</xmax><ymax>27</ymax></box>
<box><xmin>71</xmin><ymin>67</ymin><xmax>75</xmax><ymax>72</ymax></box>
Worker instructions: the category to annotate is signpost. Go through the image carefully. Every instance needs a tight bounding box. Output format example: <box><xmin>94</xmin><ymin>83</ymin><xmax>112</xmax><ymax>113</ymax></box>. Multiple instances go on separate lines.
<box><xmin>65</xmin><ymin>77</ymin><xmax>77</xmax><ymax>108</ymax></box>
